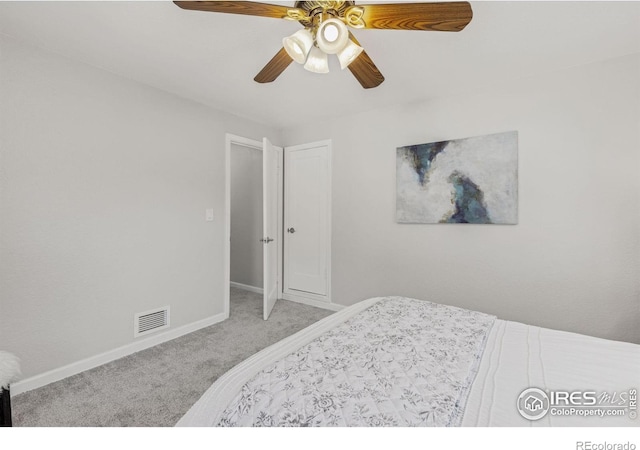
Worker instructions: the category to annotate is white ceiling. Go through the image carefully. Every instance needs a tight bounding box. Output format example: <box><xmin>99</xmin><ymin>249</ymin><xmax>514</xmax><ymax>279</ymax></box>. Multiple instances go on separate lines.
<box><xmin>1</xmin><ymin>1</ymin><xmax>639</xmax><ymax>129</ymax></box>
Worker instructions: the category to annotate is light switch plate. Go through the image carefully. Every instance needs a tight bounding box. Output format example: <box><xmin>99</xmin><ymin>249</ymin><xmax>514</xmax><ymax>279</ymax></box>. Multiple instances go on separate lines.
<box><xmin>205</xmin><ymin>209</ymin><xmax>214</xmax><ymax>222</ymax></box>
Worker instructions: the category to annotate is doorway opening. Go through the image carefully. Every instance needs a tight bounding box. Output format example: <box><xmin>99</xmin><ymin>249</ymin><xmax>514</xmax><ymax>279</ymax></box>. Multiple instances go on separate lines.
<box><xmin>230</xmin><ymin>142</ymin><xmax>263</xmax><ymax>297</ymax></box>
<box><xmin>224</xmin><ymin>135</ymin><xmax>337</xmax><ymax>320</ymax></box>
<box><xmin>224</xmin><ymin>134</ymin><xmax>283</xmax><ymax>320</ymax></box>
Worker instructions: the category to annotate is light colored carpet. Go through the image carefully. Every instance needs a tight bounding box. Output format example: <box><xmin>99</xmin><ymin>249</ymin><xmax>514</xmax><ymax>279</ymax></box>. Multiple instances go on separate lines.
<box><xmin>12</xmin><ymin>288</ymin><xmax>333</xmax><ymax>427</ymax></box>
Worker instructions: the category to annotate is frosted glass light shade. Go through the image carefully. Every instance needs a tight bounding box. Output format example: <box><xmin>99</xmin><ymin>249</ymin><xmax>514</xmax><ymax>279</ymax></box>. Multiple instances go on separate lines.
<box><xmin>316</xmin><ymin>18</ymin><xmax>349</xmax><ymax>55</ymax></box>
<box><xmin>283</xmin><ymin>28</ymin><xmax>314</xmax><ymax>64</ymax></box>
<box><xmin>303</xmin><ymin>46</ymin><xmax>329</xmax><ymax>74</ymax></box>
<box><xmin>337</xmin><ymin>40</ymin><xmax>364</xmax><ymax>69</ymax></box>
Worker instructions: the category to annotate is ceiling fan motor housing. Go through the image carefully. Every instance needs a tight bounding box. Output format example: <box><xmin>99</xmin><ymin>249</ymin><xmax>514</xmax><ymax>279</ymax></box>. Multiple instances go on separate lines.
<box><xmin>293</xmin><ymin>1</ymin><xmax>356</xmax><ymax>27</ymax></box>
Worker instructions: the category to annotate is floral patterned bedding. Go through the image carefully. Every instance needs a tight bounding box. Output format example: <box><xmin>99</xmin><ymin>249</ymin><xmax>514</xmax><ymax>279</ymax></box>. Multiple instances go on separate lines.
<box><xmin>216</xmin><ymin>296</ymin><xmax>495</xmax><ymax>427</ymax></box>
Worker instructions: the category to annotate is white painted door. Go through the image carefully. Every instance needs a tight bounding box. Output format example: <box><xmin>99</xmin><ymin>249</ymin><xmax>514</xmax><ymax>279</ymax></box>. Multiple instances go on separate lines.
<box><xmin>284</xmin><ymin>141</ymin><xmax>331</xmax><ymax>299</ymax></box>
<box><xmin>263</xmin><ymin>138</ymin><xmax>279</xmax><ymax>320</ymax></box>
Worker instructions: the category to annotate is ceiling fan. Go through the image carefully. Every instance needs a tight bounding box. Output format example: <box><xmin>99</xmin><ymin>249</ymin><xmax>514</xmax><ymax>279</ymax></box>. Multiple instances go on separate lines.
<box><xmin>174</xmin><ymin>1</ymin><xmax>473</xmax><ymax>89</ymax></box>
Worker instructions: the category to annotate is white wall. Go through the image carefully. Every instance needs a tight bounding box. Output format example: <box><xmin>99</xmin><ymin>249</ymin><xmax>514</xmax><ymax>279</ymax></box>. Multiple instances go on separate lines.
<box><xmin>230</xmin><ymin>143</ymin><xmax>263</xmax><ymax>289</ymax></box>
<box><xmin>0</xmin><ymin>35</ymin><xmax>279</xmax><ymax>379</ymax></box>
<box><xmin>282</xmin><ymin>53</ymin><xmax>640</xmax><ymax>344</ymax></box>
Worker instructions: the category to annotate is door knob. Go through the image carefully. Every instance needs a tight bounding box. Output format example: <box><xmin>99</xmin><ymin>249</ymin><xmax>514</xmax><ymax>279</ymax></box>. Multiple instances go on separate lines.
<box><xmin>260</xmin><ymin>237</ymin><xmax>274</xmax><ymax>243</ymax></box>
<box><xmin>287</xmin><ymin>227</ymin><xmax>296</xmax><ymax>234</ymax></box>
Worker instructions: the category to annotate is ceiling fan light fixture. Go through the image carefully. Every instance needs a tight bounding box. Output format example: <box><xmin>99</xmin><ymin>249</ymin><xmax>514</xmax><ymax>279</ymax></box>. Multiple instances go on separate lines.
<box><xmin>175</xmin><ymin>1</ymin><xmax>474</xmax><ymax>89</ymax></box>
<box><xmin>303</xmin><ymin>46</ymin><xmax>329</xmax><ymax>74</ymax></box>
<box><xmin>282</xmin><ymin>28</ymin><xmax>314</xmax><ymax>64</ymax></box>
<box><xmin>316</xmin><ymin>18</ymin><xmax>349</xmax><ymax>55</ymax></box>
<box><xmin>337</xmin><ymin>40</ymin><xmax>364</xmax><ymax>70</ymax></box>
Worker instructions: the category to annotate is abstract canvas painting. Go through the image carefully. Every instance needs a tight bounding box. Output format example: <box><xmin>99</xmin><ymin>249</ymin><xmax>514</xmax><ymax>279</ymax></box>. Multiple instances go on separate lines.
<box><xmin>396</xmin><ymin>131</ymin><xmax>518</xmax><ymax>224</ymax></box>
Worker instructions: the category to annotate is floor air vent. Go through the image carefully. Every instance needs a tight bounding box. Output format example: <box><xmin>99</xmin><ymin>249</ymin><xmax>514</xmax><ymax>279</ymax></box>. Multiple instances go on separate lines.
<box><xmin>134</xmin><ymin>306</ymin><xmax>170</xmax><ymax>338</ymax></box>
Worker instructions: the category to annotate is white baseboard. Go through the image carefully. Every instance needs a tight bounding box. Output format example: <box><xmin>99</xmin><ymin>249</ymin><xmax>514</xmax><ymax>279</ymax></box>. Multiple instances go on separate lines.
<box><xmin>11</xmin><ymin>312</ymin><xmax>227</xmax><ymax>396</ymax></box>
<box><xmin>281</xmin><ymin>293</ymin><xmax>345</xmax><ymax>312</ymax></box>
<box><xmin>230</xmin><ymin>281</ymin><xmax>263</xmax><ymax>295</ymax></box>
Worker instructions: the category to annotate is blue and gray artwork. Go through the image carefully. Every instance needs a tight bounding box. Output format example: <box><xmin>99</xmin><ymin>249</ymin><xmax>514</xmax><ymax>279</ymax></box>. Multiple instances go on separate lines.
<box><xmin>396</xmin><ymin>131</ymin><xmax>518</xmax><ymax>224</ymax></box>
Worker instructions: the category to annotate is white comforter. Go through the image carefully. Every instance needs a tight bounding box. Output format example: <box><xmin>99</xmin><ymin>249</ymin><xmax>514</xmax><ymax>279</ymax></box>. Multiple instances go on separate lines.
<box><xmin>177</xmin><ymin>297</ymin><xmax>640</xmax><ymax>427</ymax></box>
<box><xmin>215</xmin><ymin>297</ymin><xmax>494</xmax><ymax>427</ymax></box>
<box><xmin>463</xmin><ymin>320</ymin><xmax>640</xmax><ymax>426</ymax></box>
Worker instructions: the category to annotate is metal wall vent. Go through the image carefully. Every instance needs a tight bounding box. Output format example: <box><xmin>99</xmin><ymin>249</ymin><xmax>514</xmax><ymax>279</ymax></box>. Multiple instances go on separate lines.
<box><xmin>134</xmin><ymin>306</ymin><xmax>170</xmax><ymax>338</ymax></box>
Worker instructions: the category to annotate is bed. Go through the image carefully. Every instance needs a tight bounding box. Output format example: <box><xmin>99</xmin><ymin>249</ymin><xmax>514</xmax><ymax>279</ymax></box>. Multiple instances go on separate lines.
<box><xmin>177</xmin><ymin>296</ymin><xmax>639</xmax><ymax>427</ymax></box>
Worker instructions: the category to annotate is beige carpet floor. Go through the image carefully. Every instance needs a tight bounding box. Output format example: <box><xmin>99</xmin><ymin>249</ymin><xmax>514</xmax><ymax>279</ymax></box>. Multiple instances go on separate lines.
<box><xmin>12</xmin><ymin>287</ymin><xmax>333</xmax><ymax>427</ymax></box>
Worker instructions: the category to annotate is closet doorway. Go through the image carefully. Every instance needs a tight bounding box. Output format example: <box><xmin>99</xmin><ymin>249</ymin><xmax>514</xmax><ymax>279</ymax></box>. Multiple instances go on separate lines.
<box><xmin>224</xmin><ymin>135</ymin><xmax>283</xmax><ymax>320</ymax></box>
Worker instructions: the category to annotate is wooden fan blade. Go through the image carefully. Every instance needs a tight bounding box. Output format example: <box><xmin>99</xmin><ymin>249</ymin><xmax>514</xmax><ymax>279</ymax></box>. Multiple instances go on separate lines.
<box><xmin>254</xmin><ymin>48</ymin><xmax>293</xmax><ymax>84</ymax></box>
<box><xmin>174</xmin><ymin>1</ymin><xmax>306</xmax><ymax>20</ymax></box>
<box><xmin>345</xmin><ymin>2</ymin><xmax>472</xmax><ymax>32</ymax></box>
<box><xmin>347</xmin><ymin>33</ymin><xmax>384</xmax><ymax>89</ymax></box>
<box><xmin>348</xmin><ymin>51</ymin><xmax>385</xmax><ymax>89</ymax></box>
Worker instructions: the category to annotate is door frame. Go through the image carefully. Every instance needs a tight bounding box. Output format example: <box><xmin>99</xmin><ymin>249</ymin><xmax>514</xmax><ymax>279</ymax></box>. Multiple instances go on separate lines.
<box><xmin>224</xmin><ymin>134</ymin><xmax>283</xmax><ymax>319</ymax></box>
<box><xmin>282</xmin><ymin>140</ymin><xmax>332</xmax><ymax>306</ymax></box>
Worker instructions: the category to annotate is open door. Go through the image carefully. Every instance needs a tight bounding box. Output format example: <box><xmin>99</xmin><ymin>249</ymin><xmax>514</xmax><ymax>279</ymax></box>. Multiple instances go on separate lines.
<box><xmin>262</xmin><ymin>138</ymin><xmax>279</xmax><ymax>320</ymax></box>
